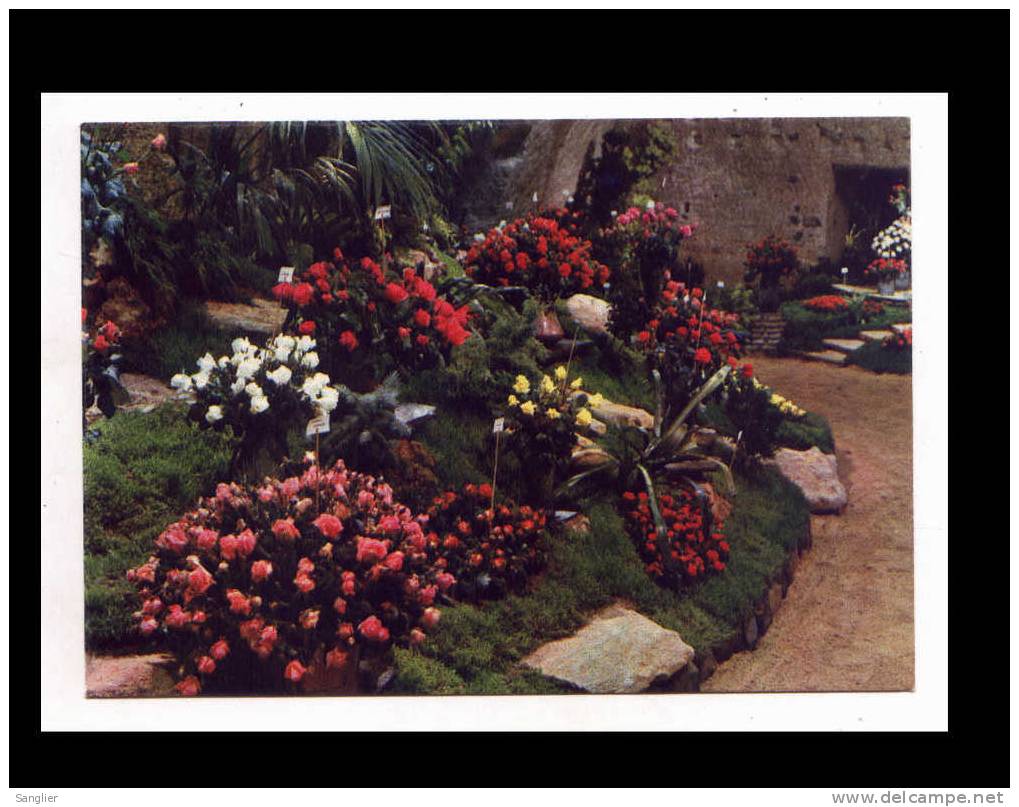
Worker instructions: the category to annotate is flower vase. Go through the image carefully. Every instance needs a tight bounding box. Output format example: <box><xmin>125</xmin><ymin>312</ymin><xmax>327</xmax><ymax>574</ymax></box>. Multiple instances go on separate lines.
<box><xmin>894</xmin><ymin>270</ymin><xmax>911</xmax><ymax>291</ymax></box>
<box><xmin>877</xmin><ymin>278</ymin><xmax>895</xmax><ymax>296</ymax></box>
<box><xmin>533</xmin><ymin>307</ymin><xmax>565</xmax><ymax>345</ymax></box>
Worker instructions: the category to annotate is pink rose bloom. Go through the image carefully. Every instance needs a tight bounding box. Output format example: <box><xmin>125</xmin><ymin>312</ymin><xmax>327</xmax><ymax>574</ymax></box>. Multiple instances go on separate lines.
<box><xmin>281</xmin><ymin>477</ymin><xmax>301</xmax><ymax>499</ymax></box>
<box><xmin>376</xmin><ymin>484</ymin><xmax>393</xmax><ymax>506</ymax></box>
<box><xmin>196</xmin><ymin>529</ymin><xmax>218</xmax><ymax>551</ymax></box>
<box><xmin>191</xmin><ymin>610</ymin><xmax>207</xmax><ymax>624</ymax></box>
<box><xmin>313</xmin><ymin>513</ymin><xmax>343</xmax><ymax>539</ymax></box>
<box><xmin>378</xmin><ymin>515</ymin><xmax>401</xmax><ymax>534</ymax></box>
<box><xmin>680</xmin><ymin>225</ymin><xmax>693</xmax><ymax>237</ymax></box>
<box><xmin>383</xmin><ymin>551</ymin><xmax>404</xmax><ymax>572</ymax></box>
<box><xmin>237</xmin><ymin>529</ymin><xmax>257</xmax><ymax>558</ymax></box>
<box><xmin>165</xmin><ymin>605</ymin><xmax>190</xmax><ymax>630</ymax></box>
<box><xmin>188</xmin><ymin>567</ymin><xmax>213</xmax><ymax>596</ymax></box>
<box><xmin>421</xmin><ymin>607</ymin><xmax>442</xmax><ymax>631</ymax></box>
<box><xmin>357</xmin><ymin>490</ymin><xmax>375</xmax><ymax>509</ymax></box>
<box><xmin>123</xmin><ymin>162</ymin><xmax>140</xmax><ymax>175</ymax></box>
<box><xmin>257</xmin><ymin>486</ymin><xmax>275</xmax><ymax>503</ymax></box>
<box><xmin>271</xmin><ymin>519</ymin><xmax>300</xmax><ymax>541</ymax></box>
<box><xmin>159</xmin><ymin>527</ymin><xmax>188</xmax><ymax>554</ymax></box>
<box><xmin>139</xmin><ymin>617</ymin><xmax>159</xmax><ymax>636</ymax></box>
<box><xmin>226</xmin><ymin>589</ymin><xmax>251</xmax><ymax>615</ymax></box>
<box><xmin>251</xmin><ymin>560</ymin><xmax>273</xmax><ymax>583</ymax></box>
<box><xmin>210</xmin><ymin>639</ymin><xmax>230</xmax><ymax>661</ymax></box>
<box><xmin>219</xmin><ymin>534</ymin><xmax>238</xmax><ymax>560</ymax></box>
<box><xmin>297</xmin><ymin>557</ymin><xmax>315</xmax><ymax>575</ymax></box>
<box><xmin>260</xmin><ymin>625</ymin><xmax>278</xmax><ymax>645</ymax></box>
<box><xmin>300</xmin><ymin>609</ymin><xmax>320</xmax><ymax>630</ymax></box>
<box><xmin>333</xmin><ymin>597</ymin><xmax>347</xmax><ymax>615</ymax></box>
<box><xmin>197</xmin><ymin>656</ymin><xmax>216</xmax><ymax>675</ymax></box>
<box><xmin>418</xmin><ymin>585</ymin><xmax>437</xmax><ymax>607</ymax></box>
<box><xmin>141</xmin><ymin>597</ymin><xmax>163</xmax><ymax>616</ymax></box>
<box><xmin>301</xmin><ymin>466</ymin><xmax>319</xmax><ymax>489</ymax></box>
<box><xmin>356</xmin><ymin>537</ymin><xmax>389</xmax><ymax>564</ymax></box>
<box><xmin>284</xmin><ymin>660</ymin><xmax>307</xmax><ymax>682</ymax></box>
<box><xmin>151</xmin><ymin>133</ymin><xmax>167</xmax><ymax>150</ymax></box>
<box><xmin>403</xmin><ymin>576</ymin><xmax>420</xmax><ymax>596</ymax></box>
<box><xmin>436</xmin><ymin>572</ymin><xmax>456</xmax><ymax>592</ymax></box>
<box><xmin>341</xmin><ymin>577</ymin><xmax>356</xmax><ymax>596</ymax></box>
<box><xmin>216</xmin><ymin>483</ymin><xmax>232</xmax><ymax>502</ymax></box>
<box><xmin>357</xmin><ymin>615</ymin><xmax>390</xmax><ymax>643</ymax></box>
<box><xmin>175</xmin><ymin>676</ymin><xmax>201</xmax><ymax>696</ymax></box>
<box><xmin>409</xmin><ymin>628</ymin><xmax>426</xmax><ymax>646</ymax></box>
<box><xmin>294</xmin><ymin>573</ymin><xmax>315</xmax><ymax>593</ymax></box>
<box><xmin>337</xmin><ymin>622</ymin><xmax>354</xmax><ymax>640</ymax></box>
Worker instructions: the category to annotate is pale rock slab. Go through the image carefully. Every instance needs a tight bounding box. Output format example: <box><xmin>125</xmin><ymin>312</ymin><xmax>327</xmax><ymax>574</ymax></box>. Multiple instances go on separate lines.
<box><xmin>765</xmin><ymin>446</ymin><xmax>848</xmax><ymax>514</ymax></box>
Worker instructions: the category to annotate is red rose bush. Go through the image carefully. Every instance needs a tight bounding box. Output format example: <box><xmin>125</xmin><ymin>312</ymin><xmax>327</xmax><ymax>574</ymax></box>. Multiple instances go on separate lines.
<box><xmin>622</xmin><ymin>485</ymin><xmax>730</xmax><ymax>589</ymax></box>
<box><xmin>126</xmin><ymin>458</ymin><xmax>447</xmax><ymax>695</ymax></box>
<box><xmin>802</xmin><ymin>295</ymin><xmax>850</xmax><ymax>313</ymax></box>
<box><xmin>424</xmin><ymin>483</ymin><xmax>549</xmax><ymax>601</ymax></box>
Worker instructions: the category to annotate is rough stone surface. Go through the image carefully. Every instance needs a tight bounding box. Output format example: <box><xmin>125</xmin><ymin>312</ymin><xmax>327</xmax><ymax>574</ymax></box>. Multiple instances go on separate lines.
<box><xmin>394</xmin><ymin>403</ymin><xmax>436</xmax><ymax>427</ymax></box>
<box><xmin>580</xmin><ymin>395</ymin><xmax>654</xmax><ymax>430</ymax></box>
<box><xmin>765</xmin><ymin>446</ymin><xmax>848</xmax><ymax>514</ymax></box>
<box><xmin>204</xmin><ymin>299</ymin><xmax>287</xmax><ymax>336</ymax></box>
<box><xmin>801</xmin><ymin>349</ymin><xmax>847</xmax><ymax>366</ymax></box>
<box><xmin>564</xmin><ymin>293</ymin><xmax>611</xmax><ymax>335</ymax></box>
<box><xmin>521</xmin><ymin>603</ymin><xmax>695</xmax><ymax>694</ymax></box>
<box><xmin>822</xmin><ymin>338</ymin><xmax>865</xmax><ymax>354</ymax></box>
<box><xmin>85</xmin><ymin>373</ymin><xmax>182</xmax><ymax>425</ymax></box>
<box><xmin>891</xmin><ymin>323</ymin><xmax>912</xmax><ymax>334</ymax></box>
<box><xmin>86</xmin><ymin>653</ymin><xmax>176</xmax><ymax>698</ymax></box>
<box><xmin>859</xmin><ymin>329</ymin><xmax>895</xmax><ymax>342</ymax></box>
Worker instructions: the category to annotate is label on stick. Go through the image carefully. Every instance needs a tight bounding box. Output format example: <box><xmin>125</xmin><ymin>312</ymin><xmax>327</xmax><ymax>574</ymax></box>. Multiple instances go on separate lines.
<box><xmin>374</xmin><ymin>205</ymin><xmax>392</xmax><ymax>221</ymax></box>
<box><xmin>277</xmin><ymin>266</ymin><xmax>295</xmax><ymax>283</ymax></box>
<box><xmin>306</xmin><ymin>412</ymin><xmax>331</xmax><ymax>437</ymax></box>
<box><xmin>492</xmin><ymin>417</ymin><xmax>505</xmax><ymax>434</ymax></box>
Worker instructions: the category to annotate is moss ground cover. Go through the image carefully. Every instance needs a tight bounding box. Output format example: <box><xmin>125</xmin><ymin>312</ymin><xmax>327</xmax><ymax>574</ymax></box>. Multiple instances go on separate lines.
<box><xmin>846</xmin><ymin>340</ymin><xmax>912</xmax><ymax>375</ymax></box>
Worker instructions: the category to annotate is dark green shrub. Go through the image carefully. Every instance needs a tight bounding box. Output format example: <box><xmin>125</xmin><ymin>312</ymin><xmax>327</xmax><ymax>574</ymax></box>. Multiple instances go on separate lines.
<box><xmin>846</xmin><ymin>340</ymin><xmax>912</xmax><ymax>374</ymax></box>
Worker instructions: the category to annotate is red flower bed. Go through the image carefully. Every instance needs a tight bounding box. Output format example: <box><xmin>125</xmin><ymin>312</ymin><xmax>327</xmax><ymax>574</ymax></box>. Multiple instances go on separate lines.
<box><xmin>802</xmin><ymin>295</ymin><xmax>850</xmax><ymax>313</ymax></box>
<box><xmin>744</xmin><ymin>235</ymin><xmax>799</xmax><ymax>284</ymax></box>
<box><xmin>424</xmin><ymin>483</ymin><xmax>548</xmax><ymax>602</ymax></box>
<box><xmin>622</xmin><ymin>486</ymin><xmax>730</xmax><ymax>589</ymax></box>
<box><xmin>126</xmin><ymin>458</ymin><xmax>446</xmax><ymax>695</ymax></box>
<box><xmin>273</xmin><ymin>250</ymin><xmax>473</xmax><ymax>376</ymax></box>
<box><xmin>464</xmin><ymin>210</ymin><xmax>610</xmax><ymax>300</ymax></box>
<box><xmin>865</xmin><ymin>257</ymin><xmax>908</xmax><ymax>281</ymax></box>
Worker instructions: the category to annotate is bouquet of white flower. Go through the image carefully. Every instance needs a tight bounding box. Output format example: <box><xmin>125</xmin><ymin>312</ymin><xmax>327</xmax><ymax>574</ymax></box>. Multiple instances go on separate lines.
<box><xmin>172</xmin><ymin>335</ymin><xmax>341</xmax><ymax>479</ymax></box>
<box><xmin>871</xmin><ymin>214</ymin><xmax>911</xmax><ymax>263</ymax></box>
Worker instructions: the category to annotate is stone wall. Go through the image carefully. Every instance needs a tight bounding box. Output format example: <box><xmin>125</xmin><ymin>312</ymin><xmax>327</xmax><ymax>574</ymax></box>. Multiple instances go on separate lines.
<box><xmin>504</xmin><ymin>117</ymin><xmax>910</xmax><ymax>284</ymax></box>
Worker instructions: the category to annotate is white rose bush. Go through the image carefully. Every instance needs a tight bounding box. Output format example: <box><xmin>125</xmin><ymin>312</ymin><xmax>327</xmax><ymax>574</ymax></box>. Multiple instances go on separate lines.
<box><xmin>173</xmin><ymin>335</ymin><xmax>341</xmax><ymax>479</ymax></box>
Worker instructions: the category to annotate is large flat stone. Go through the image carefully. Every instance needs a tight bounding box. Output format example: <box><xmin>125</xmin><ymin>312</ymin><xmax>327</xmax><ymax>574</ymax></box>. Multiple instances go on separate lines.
<box><xmin>564</xmin><ymin>293</ymin><xmax>611</xmax><ymax>335</ymax></box>
<box><xmin>204</xmin><ymin>299</ymin><xmax>287</xmax><ymax>336</ymax></box>
<box><xmin>822</xmin><ymin>338</ymin><xmax>865</xmax><ymax>353</ymax></box>
<box><xmin>859</xmin><ymin>329</ymin><xmax>894</xmax><ymax>342</ymax></box>
<box><xmin>86</xmin><ymin>653</ymin><xmax>176</xmax><ymax>698</ymax></box>
<box><xmin>891</xmin><ymin>323</ymin><xmax>912</xmax><ymax>334</ymax></box>
<box><xmin>800</xmin><ymin>349</ymin><xmax>847</xmax><ymax>366</ymax></box>
<box><xmin>521</xmin><ymin>604</ymin><xmax>695</xmax><ymax>694</ymax></box>
<box><xmin>573</xmin><ymin>393</ymin><xmax>653</xmax><ymax>430</ymax></box>
<box><xmin>765</xmin><ymin>446</ymin><xmax>847</xmax><ymax>514</ymax></box>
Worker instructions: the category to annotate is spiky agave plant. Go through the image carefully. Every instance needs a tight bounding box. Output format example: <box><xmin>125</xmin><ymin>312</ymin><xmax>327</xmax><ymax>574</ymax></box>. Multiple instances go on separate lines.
<box><xmin>559</xmin><ymin>365</ymin><xmax>734</xmax><ymax>580</ymax></box>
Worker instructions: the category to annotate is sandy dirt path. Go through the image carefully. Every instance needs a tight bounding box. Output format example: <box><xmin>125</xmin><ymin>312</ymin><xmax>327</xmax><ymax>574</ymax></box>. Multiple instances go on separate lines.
<box><xmin>702</xmin><ymin>356</ymin><xmax>914</xmax><ymax>692</ymax></box>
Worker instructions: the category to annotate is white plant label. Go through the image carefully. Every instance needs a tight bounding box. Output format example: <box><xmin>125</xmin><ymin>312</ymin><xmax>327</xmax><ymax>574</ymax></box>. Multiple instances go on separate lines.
<box><xmin>531</xmin><ymin>192</ymin><xmax>538</xmax><ymax>203</ymax></box>
<box><xmin>306</xmin><ymin>412</ymin><xmax>331</xmax><ymax>437</ymax></box>
<box><xmin>717</xmin><ymin>280</ymin><xmax>725</xmax><ymax>288</ymax></box>
<box><xmin>374</xmin><ymin>205</ymin><xmax>392</xmax><ymax>221</ymax></box>
<box><xmin>492</xmin><ymin>417</ymin><xmax>505</xmax><ymax>434</ymax></box>
<box><xmin>277</xmin><ymin>266</ymin><xmax>295</xmax><ymax>283</ymax></box>
<box><xmin>505</xmin><ymin>201</ymin><xmax>514</xmax><ymax>210</ymax></box>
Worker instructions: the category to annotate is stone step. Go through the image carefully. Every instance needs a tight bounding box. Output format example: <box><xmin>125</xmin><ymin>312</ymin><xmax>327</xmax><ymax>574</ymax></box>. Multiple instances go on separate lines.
<box><xmin>891</xmin><ymin>323</ymin><xmax>912</xmax><ymax>334</ymax></box>
<box><xmin>859</xmin><ymin>329</ymin><xmax>895</xmax><ymax>342</ymax></box>
<box><xmin>799</xmin><ymin>349</ymin><xmax>847</xmax><ymax>366</ymax></box>
<box><xmin>822</xmin><ymin>338</ymin><xmax>865</xmax><ymax>354</ymax></box>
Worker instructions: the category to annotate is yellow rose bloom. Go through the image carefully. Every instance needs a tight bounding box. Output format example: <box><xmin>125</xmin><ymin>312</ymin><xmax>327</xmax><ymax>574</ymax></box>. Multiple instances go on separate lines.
<box><xmin>519</xmin><ymin>401</ymin><xmax>536</xmax><ymax>416</ymax></box>
<box><xmin>540</xmin><ymin>375</ymin><xmax>555</xmax><ymax>395</ymax></box>
<box><xmin>576</xmin><ymin>407</ymin><xmax>593</xmax><ymax>427</ymax></box>
<box><xmin>554</xmin><ymin>365</ymin><xmax>567</xmax><ymax>381</ymax></box>
<box><xmin>569</xmin><ymin>376</ymin><xmax>583</xmax><ymax>389</ymax></box>
<box><xmin>507</xmin><ymin>395</ymin><xmax>519</xmax><ymax>407</ymax></box>
<box><xmin>587</xmin><ymin>392</ymin><xmax>605</xmax><ymax>408</ymax></box>
<box><xmin>513</xmin><ymin>375</ymin><xmax>531</xmax><ymax>394</ymax></box>
<box><xmin>546</xmin><ymin>407</ymin><xmax>561</xmax><ymax>420</ymax></box>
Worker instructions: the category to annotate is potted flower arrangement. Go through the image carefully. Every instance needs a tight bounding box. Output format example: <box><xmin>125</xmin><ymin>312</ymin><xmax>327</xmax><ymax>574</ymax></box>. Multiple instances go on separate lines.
<box><xmin>171</xmin><ymin>334</ymin><xmax>340</xmax><ymax>480</ymax></box>
<box><xmin>871</xmin><ymin>187</ymin><xmax>911</xmax><ymax>291</ymax></box>
<box><xmin>743</xmin><ymin>235</ymin><xmax>799</xmax><ymax>312</ymax></box>
<box><xmin>126</xmin><ymin>457</ymin><xmax>447</xmax><ymax>696</ymax></box>
<box><xmin>865</xmin><ymin>257</ymin><xmax>909</xmax><ymax>295</ymax></box>
<box><xmin>502</xmin><ymin>365</ymin><xmax>602</xmax><ymax>505</ymax></box>
<box><xmin>464</xmin><ymin>211</ymin><xmax>611</xmax><ymax>344</ymax></box>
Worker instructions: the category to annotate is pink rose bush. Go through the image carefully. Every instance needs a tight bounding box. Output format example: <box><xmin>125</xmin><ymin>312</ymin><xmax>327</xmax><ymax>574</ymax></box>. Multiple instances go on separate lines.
<box><xmin>126</xmin><ymin>458</ymin><xmax>446</xmax><ymax>695</ymax></box>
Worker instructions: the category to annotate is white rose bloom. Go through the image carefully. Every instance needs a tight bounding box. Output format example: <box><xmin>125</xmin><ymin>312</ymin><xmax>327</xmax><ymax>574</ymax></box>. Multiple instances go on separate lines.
<box><xmin>317</xmin><ymin>386</ymin><xmax>340</xmax><ymax>413</ymax></box>
<box><xmin>302</xmin><ymin>372</ymin><xmax>329</xmax><ymax>398</ymax></box>
<box><xmin>245</xmin><ymin>382</ymin><xmax>264</xmax><ymax>398</ymax></box>
<box><xmin>301</xmin><ymin>351</ymin><xmax>320</xmax><ymax>369</ymax></box>
<box><xmin>274</xmin><ymin>334</ymin><xmax>296</xmax><ymax>352</ymax></box>
<box><xmin>217</xmin><ymin>356</ymin><xmax>230</xmax><ymax>369</ymax></box>
<box><xmin>197</xmin><ymin>352</ymin><xmax>216</xmax><ymax>372</ymax></box>
<box><xmin>250</xmin><ymin>395</ymin><xmax>270</xmax><ymax>414</ymax></box>
<box><xmin>230</xmin><ymin>377</ymin><xmax>247</xmax><ymax>396</ymax></box>
<box><xmin>236</xmin><ymin>357</ymin><xmax>261</xmax><ymax>381</ymax></box>
<box><xmin>171</xmin><ymin>373</ymin><xmax>193</xmax><ymax>391</ymax></box>
<box><xmin>266</xmin><ymin>365</ymin><xmax>292</xmax><ymax>386</ymax></box>
<box><xmin>205</xmin><ymin>405</ymin><xmax>224</xmax><ymax>423</ymax></box>
<box><xmin>231</xmin><ymin>337</ymin><xmax>252</xmax><ymax>356</ymax></box>
<box><xmin>192</xmin><ymin>371</ymin><xmax>211</xmax><ymax>390</ymax></box>
<box><xmin>295</xmin><ymin>335</ymin><xmax>316</xmax><ymax>355</ymax></box>
<box><xmin>274</xmin><ymin>347</ymin><xmax>291</xmax><ymax>364</ymax></box>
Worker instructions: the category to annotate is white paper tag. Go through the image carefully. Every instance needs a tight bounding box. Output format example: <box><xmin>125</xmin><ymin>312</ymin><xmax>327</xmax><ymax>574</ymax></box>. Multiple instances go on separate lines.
<box><xmin>841</xmin><ymin>266</ymin><xmax>849</xmax><ymax>275</ymax></box>
<box><xmin>492</xmin><ymin>417</ymin><xmax>505</xmax><ymax>434</ymax></box>
<box><xmin>374</xmin><ymin>205</ymin><xmax>392</xmax><ymax>221</ymax></box>
<box><xmin>505</xmin><ymin>200</ymin><xmax>514</xmax><ymax>210</ymax></box>
<box><xmin>306</xmin><ymin>412</ymin><xmax>331</xmax><ymax>437</ymax></box>
<box><xmin>717</xmin><ymin>280</ymin><xmax>725</xmax><ymax>288</ymax></box>
<box><xmin>531</xmin><ymin>192</ymin><xmax>538</xmax><ymax>203</ymax></box>
<box><xmin>277</xmin><ymin>266</ymin><xmax>295</xmax><ymax>283</ymax></box>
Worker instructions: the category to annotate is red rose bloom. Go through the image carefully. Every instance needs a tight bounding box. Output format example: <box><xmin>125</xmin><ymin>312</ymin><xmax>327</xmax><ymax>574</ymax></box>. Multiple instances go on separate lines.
<box><xmin>339</xmin><ymin>330</ymin><xmax>359</xmax><ymax>351</ymax></box>
<box><xmin>291</xmin><ymin>283</ymin><xmax>315</xmax><ymax>307</ymax></box>
<box><xmin>693</xmin><ymin>348</ymin><xmax>712</xmax><ymax>364</ymax></box>
<box><xmin>284</xmin><ymin>660</ymin><xmax>307</xmax><ymax>682</ymax></box>
<box><xmin>414</xmin><ymin>308</ymin><xmax>431</xmax><ymax>328</ymax></box>
<box><xmin>358</xmin><ymin>615</ymin><xmax>390</xmax><ymax>643</ymax></box>
<box><xmin>384</xmin><ymin>283</ymin><xmax>409</xmax><ymax>304</ymax></box>
<box><xmin>299</xmin><ymin>320</ymin><xmax>316</xmax><ymax>335</ymax></box>
<box><xmin>313</xmin><ymin>513</ymin><xmax>343</xmax><ymax>539</ymax></box>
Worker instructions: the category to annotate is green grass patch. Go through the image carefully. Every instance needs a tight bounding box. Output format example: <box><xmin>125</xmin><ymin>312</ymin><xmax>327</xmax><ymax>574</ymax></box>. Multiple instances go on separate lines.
<box><xmin>846</xmin><ymin>340</ymin><xmax>912</xmax><ymax>375</ymax></box>
<box><xmin>84</xmin><ymin>404</ymin><xmax>233</xmax><ymax>649</ymax></box>
<box><xmin>389</xmin><ymin>466</ymin><xmax>809</xmax><ymax>694</ymax></box>
<box><xmin>778</xmin><ymin>301</ymin><xmax>907</xmax><ymax>353</ymax></box>
<box><xmin>700</xmin><ymin>401</ymin><xmax>835</xmax><ymax>455</ymax></box>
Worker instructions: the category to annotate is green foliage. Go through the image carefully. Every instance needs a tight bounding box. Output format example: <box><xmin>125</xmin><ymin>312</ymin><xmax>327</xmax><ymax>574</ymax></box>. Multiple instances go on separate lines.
<box><xmin>775</xmin><ymin>412</ymin><xmax>836</xmax><ymax>453</ymax></box>
<box><xmin>84</xmin><ymin>405</ymin><xmax>233</xmax><ymax>648</ymax></box>
<box><xmin>778</xmin><ymin>300</ymin><xmax>906</xmax><ymax>353</ymax></box>
<box><xmin>319</xmin><ymin>373</ymin><xmax>412</xmax><ymax>475</ymax></box>
<box><xmin>390</xmin><ymin>467</ymin><xmax>809</xmax><ymax>694</ymax></box>
<box><xmin>120</xmin><ymin>301</ymin><xmax>236</xmax><ymax>380</ymax></box>
<box><xmin>846</xmin><ymin>340</ymin><xmax>912</xmax><ymax>375</ymax></box>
